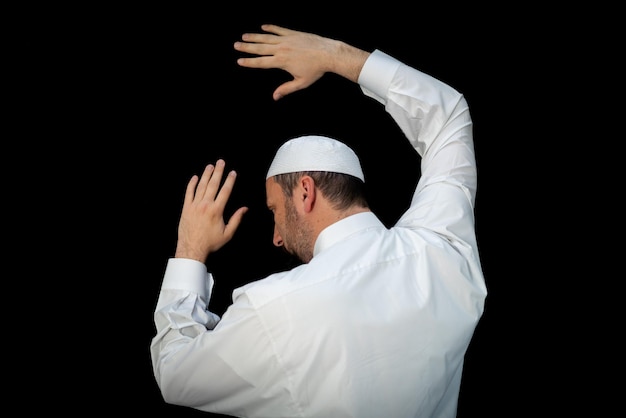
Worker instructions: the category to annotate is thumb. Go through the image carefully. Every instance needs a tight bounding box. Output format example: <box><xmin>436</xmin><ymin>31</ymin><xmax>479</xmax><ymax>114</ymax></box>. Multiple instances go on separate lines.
<box><xmin>224</xmin><ymin>206</ymin><xmax>249</xmax><ymax>239</ymax></box>
<box><xmin>273</xmin><ymin>79</ymin><xmax>312</xmax><ymax>101</ymax></box>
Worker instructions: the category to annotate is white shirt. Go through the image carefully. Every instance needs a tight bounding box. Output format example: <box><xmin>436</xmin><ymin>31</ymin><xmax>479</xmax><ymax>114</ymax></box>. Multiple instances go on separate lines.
<box><xmin>151</xmin><ymin>49</ymin><xmax>487</xmax><ymax>418</ymax></box>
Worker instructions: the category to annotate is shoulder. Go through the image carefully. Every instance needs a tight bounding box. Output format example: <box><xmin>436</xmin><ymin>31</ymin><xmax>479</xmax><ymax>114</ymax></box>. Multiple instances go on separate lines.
<box><xmin>232</xmin><ymin>265</ymin><xmax>310</xmax><ymax>308</ymax></box>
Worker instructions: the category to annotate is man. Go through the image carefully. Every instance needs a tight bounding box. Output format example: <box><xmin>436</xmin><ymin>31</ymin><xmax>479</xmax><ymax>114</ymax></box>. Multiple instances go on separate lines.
<box><xmin>151</xmin><ymin>24</ymin><xmax>487</xmax><ymax>417</ymax></box>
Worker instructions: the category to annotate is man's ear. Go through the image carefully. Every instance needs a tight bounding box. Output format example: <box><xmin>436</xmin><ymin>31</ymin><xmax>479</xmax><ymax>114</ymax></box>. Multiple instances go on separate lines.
<box><xmin>300</xmin><ymin>176</ymin><xmax>316</xmax><ymax>212</ymax></box>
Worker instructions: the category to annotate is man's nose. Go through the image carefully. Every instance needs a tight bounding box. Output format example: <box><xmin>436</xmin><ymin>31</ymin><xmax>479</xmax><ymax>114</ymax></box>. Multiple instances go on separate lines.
<box><xmin>273</xmin><ymin>225</ymin><xmax>283</xmax><ymax>247</ymax></box>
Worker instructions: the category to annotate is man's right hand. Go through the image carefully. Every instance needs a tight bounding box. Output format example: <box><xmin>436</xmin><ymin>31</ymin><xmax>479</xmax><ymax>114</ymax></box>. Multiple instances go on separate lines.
<box><xmin>175</xmin><ymin>159</ymin><xmax>248</xmax><ymax>263</ymax></box>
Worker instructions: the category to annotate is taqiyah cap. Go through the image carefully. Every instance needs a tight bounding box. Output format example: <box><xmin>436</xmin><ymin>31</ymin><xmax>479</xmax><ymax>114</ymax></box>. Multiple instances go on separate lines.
<box><xmin>266</xmin><ymin>135</ymin><xmax>364</xmax><ymax>181</ymax></box>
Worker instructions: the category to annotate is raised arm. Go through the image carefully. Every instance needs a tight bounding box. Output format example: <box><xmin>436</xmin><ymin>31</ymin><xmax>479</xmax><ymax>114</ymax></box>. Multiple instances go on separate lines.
<box><xmin>234</xmin><ymin>24</ymin><xmax>370</xmax><ymax>100</ymax></box>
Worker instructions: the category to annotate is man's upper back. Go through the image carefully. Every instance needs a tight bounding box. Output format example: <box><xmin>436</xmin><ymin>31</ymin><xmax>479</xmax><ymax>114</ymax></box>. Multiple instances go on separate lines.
<box><xmin>233</xmin><ymin>210</ymin><xmax>486</xmax><ymax>417</ymax></box>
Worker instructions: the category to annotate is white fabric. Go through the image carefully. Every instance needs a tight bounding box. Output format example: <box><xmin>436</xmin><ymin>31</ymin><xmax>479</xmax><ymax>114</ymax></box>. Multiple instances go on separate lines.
<box><xmin>266</xmin><ymin>135</ymin><xmax>365</xmax><ymax>181</ymax></box>
<box><xmin>151</xmin><ymin>49</ymin><xmax>487</xmax><ymax>418</ymax></box>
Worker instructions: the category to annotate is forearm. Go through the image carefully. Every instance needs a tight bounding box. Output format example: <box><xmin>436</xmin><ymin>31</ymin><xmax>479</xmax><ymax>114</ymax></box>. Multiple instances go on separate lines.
<box><xmin>328</xmin><ymin>40</ymin><xmax>370</xmax><ymax>83</ymax></box>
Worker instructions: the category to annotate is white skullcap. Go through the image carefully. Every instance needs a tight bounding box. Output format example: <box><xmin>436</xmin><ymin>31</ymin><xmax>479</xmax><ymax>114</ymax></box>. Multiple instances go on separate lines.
<box><xmin>266</xmin><ymin>135</ymin><xmax>364</xmax><ymax>181</ymax></box>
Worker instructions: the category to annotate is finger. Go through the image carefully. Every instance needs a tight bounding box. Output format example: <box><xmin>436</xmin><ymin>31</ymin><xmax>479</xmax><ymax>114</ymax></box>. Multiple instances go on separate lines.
<box><xmin>205</xmin><ymin>159</ymin><xmax>226</xmax><ymax>201</ymax></box>
<box><xmin>234</xmin><ymin>26</ymin><xmax>295</xmax><ymax>57</ymax></box>
<box><xmin>213</xmin><ymin>169</ymin><xmax>237</xmax><ymax>207</ymax></box>
<box><xmin>234</xmin><ymin>40</ymin><xmax>276</xmax><ymax>57</ymax></box>
<box><xmin>239</xmin><ymin>24</ymin><xmax>295</xmax><ymax>44</ymax></box>
<box><xmin>184</xmin><ymin>174</ymin><xmax>199</xmax><ymax>206</ymax></box>
<box><xmin>195</xmin><ymin>163</ymin><xmax>215</xmax><ymax>201</ymax></box>
<box><xmin>239</xmin><ymin>32</ymin><xmax>280</xmax><ymax>46</ymax></box>
<box><xmin>260</xmin><ymin>24</ymin><xmax>294</xmax><ymax>36</ymax></box>
<box><xmin>236</xmin><ymin>54</ymin><xmax>284</xmax><ymax>69</ymax></box>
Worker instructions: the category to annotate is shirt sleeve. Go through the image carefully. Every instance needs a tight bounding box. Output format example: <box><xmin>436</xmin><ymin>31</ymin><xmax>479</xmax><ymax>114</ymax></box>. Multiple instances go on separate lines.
<box><xmin>150</xmin><ymin>259</ymin><xmax>221</xmax><ymax>393</ymax></box>
<box><xmin>151</xmin><ymin>259</ymin><xmax>294</xmax><ymax>415</ymax></box>
<box><xmin>358</xmin><ymin>50</ymin><xmax>478</xmax><ymax>247</ymax></box>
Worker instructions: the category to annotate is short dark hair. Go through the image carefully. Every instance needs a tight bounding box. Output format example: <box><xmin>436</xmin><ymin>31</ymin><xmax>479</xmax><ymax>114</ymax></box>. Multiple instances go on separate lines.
<box><xmin>274</xmin><ymin>171</ymin><xmax>368</xmax><ymax>211</ymax></box>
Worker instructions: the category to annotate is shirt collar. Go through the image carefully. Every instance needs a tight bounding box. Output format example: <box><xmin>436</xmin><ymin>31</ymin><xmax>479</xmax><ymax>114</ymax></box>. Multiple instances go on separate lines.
<box><xmin>313</xmin><ymin>212</ymin><xmax>383</xmax><ymax>257</ymax></box>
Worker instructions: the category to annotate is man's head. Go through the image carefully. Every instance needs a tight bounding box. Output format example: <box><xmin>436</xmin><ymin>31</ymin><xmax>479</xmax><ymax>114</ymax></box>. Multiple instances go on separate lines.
<box><xmin>265</xmin><ymin>136</ymin><xmax>369</xmax><ymax>262</ymax></box>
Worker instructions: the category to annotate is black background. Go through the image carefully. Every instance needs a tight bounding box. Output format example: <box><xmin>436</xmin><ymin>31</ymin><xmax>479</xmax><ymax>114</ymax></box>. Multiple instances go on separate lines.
<box><xmin>26</xmin><ymin>5</ymin><xmax>562</xmax><ymax>417</ymax></box>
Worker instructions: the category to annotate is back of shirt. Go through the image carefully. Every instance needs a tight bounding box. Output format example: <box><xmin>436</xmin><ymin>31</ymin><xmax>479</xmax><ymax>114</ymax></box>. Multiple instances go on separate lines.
<box><xmin>236</xmin><ymin>211</ymin><xmax>486</xmax><ymax>417</ymax></box>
